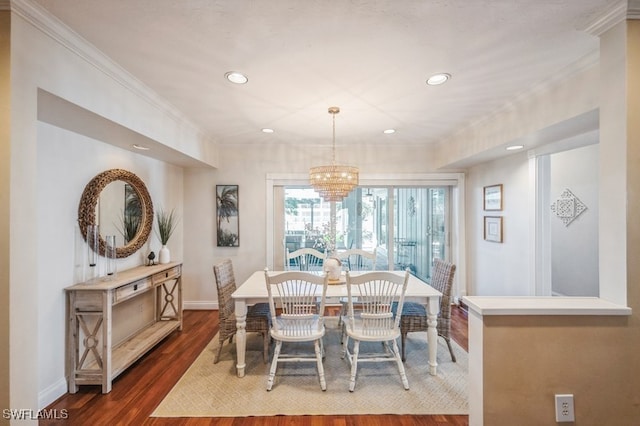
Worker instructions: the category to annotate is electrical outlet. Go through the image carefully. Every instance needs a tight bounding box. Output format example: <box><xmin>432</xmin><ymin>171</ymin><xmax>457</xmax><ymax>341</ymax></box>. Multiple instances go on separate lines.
<box><xmin>555</xmin><ymin>394</ymin><xmax>575</xmax><ymax>422</ymax></box>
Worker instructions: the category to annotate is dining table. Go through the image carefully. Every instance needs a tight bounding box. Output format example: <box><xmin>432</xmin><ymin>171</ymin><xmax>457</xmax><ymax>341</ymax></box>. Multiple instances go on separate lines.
<box><xmin>232</xmin><ymin>269</ymin><xmax>443</xmax><ymax>378</ymax></box>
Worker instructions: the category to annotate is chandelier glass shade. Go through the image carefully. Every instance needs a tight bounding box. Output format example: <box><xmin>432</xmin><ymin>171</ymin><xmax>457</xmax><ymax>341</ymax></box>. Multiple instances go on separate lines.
<box><xmin>309</xmin><ymin>107</ymin><xmax>359</xmax><ymax>202</ymax></box>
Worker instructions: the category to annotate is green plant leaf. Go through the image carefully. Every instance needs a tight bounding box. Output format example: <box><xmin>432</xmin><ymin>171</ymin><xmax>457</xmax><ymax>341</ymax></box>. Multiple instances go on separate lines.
<box><xmin>155</xmin><ymin>207</ymin><xmax>178</xmax><ymax>245</ymax></box>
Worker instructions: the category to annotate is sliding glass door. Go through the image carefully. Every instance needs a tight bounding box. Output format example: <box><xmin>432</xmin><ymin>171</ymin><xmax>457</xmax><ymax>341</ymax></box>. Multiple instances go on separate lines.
<box><xmin>283</xmin><ymin>186</ymin><xmax>449</xmax><ymax>282</ymax></box>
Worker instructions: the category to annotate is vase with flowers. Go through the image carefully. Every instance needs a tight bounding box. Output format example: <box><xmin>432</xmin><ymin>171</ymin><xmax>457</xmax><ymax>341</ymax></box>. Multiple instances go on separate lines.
<box><xmin>156</xmin><ymin>208</ymin><xmax>178</xmax><ymax>264</ymax></box>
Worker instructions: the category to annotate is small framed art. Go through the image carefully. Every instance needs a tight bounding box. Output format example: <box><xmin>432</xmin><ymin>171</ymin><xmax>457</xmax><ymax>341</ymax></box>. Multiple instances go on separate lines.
<box><xmin>484</xmin><ymin>216</ymin><xmax>503</xmax><ymax>243</ymax></box>
<box><xmin>216</xmin><ymin>185</ymin><xmax>239</xmax><ymax>247</ymax></box>
<box><xmin>483</xmin><ymin>184</ymin><xmax>503</xmax><ymax>211</ymax></box>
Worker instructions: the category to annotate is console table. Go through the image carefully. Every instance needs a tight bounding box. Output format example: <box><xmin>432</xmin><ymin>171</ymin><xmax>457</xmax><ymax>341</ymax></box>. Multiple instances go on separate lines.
<box><xmin>65</xmin><ymin>262</ymin><xmax>182</xmax><ymax>393</ymax></box>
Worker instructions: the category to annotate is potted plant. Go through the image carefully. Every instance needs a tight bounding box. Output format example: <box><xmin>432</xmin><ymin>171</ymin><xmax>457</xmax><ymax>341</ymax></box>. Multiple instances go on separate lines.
<box><xmin>156</xmin><ymin>208</ymin><xmax>178</xmax><ymax>264</ymax></box>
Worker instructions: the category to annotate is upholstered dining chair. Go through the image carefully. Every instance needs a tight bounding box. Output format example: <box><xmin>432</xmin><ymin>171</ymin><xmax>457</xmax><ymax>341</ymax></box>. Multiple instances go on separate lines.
<box><xmin>341</xmin><ymin>269</ymin><xmax>410</xmax><ymax>392</ymax></box>
<box><xmin>286</xmin><ymin>247</ymin><xmax>326</xmax><ymax>271</ymax></box>
<box><xmin>213</xmin><ymin>259</ymin><xmax>271</xmax><ymax>364</ymax></box>
<box><xmin>398</xmin><ymin>258</ymin><xmax>457</xmax><ymax>362</ymax></box>
<box><xmin>264</xmin><ymin>269</ymin><xmax>329</xmax><ymax>391</ymax></box>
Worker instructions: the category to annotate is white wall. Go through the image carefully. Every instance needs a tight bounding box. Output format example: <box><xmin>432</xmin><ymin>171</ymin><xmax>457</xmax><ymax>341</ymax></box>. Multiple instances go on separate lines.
<box><xmin>466</xmin><ymin>151</ymin><xmax>531</xmax><ymax>296</ymax></box>
<box><xmin>36</xmin><ymin>122</ymin><xmax>183</xmax><ymax>404</ymax></box>
<box><xmin>465</xmin><ymin>140</ymin><xmax>599</xmax><ymax>298</ymax></box>
<box><xmin>550</xmin><ymin>144</ymin><xmax>599</xmax><ymax>296</ymax></box>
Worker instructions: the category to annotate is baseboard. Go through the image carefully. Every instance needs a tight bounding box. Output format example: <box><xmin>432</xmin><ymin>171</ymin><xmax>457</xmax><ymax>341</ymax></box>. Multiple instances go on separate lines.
<box><xmin>38</xmin><ymin>377</ymin><xmax>67</xmax><ymax>410</ymax></box>
<box><xmin>184</xmin><ymin>301</ymin><xmax>217</xmax><ymax>310</ymax></box>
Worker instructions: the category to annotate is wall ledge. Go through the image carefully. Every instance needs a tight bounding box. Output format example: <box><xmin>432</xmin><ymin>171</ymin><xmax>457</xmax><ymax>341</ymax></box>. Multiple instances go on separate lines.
<box><xmin>462</xmin><ymin>296</ymin><xmax>632</xmax><ymax>316</ymax></box>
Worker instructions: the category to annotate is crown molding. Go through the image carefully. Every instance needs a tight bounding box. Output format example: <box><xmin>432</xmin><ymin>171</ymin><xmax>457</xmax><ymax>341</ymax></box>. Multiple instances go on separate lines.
<box><xmin>629</xmin><ymin>0</ymin><xmax>640</xmax><ymax>19</ymax></box>
<box><xmin>583</xmin><ymin>1</ymin><xmax>627</xmax><ymax>36</ymax></box>
<box><xmin>7</xmin><ymin>0</ymin><xmax>206</xmax><ymax>140</ymax></box>
<box><xmin>583</xmin><ymin>0</ymin><xmax>640</xmax><ymax>36</ymax></box>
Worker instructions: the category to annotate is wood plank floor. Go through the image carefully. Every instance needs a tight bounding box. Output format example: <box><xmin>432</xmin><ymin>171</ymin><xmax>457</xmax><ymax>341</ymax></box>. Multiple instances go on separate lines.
<box><xmin>42</xmin><ymin>305</ymin><xmax>469</xmax><ymax>426</ymax></box>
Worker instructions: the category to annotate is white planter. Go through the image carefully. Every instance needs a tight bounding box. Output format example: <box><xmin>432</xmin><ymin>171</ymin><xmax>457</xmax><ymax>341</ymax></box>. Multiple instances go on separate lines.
<box><xmin>159</xmin><ymin>245</ymin><xmax>171</xmax><ymax>264</ymax></box>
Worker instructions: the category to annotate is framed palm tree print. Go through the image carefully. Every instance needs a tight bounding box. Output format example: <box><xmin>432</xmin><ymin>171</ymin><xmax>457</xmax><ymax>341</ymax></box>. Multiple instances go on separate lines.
<box><xmin>216</xmin><ymin>185</ymin><xmax>239</xmax><ymax>247</ymax></box>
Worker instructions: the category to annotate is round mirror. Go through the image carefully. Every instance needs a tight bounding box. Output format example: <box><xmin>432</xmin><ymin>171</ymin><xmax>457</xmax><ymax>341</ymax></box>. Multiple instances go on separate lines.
<box><xmin>78</xmin><ymin>169</ymin><xmax>153</xmax><ymax>258</ymax></box>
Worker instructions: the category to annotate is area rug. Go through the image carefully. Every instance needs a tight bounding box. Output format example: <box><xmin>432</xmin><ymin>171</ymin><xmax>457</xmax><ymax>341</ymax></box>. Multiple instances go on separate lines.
<box><xmin>151</xmin><ymin>322</ymin><xmax>468</xmax><ymax>417</ymax></box>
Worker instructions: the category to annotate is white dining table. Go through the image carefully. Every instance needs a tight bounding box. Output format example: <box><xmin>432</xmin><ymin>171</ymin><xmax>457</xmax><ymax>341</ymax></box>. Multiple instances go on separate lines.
<box><xmin>232</xmin><ymin>270</ymin><xmax>443</xmax><ymax>378</ymax></box>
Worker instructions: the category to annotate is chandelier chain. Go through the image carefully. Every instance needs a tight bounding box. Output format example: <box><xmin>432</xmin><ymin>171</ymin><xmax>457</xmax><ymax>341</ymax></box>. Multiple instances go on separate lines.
<box><xmin>309</xmin><ymin>106</ymin><xmax>359</xmax><ymax>202</ymax></box>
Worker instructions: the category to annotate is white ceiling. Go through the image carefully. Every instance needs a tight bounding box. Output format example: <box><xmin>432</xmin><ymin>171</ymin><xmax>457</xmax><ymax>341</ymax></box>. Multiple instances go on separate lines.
<box><xmin>33</xmin><ymin>0</ymin><xmax>616</xmax><ymax>150</ymax></box>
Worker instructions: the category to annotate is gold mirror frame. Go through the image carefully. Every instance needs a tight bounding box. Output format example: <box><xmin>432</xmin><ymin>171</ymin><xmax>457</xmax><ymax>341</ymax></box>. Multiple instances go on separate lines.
<box><xmin>78</xmin><ymin>169</ymin><xmax>154</xmax><ymax>258</ymax></box>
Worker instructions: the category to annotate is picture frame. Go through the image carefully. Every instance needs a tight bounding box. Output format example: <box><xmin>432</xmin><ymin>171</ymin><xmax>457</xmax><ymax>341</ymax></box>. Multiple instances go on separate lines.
<box><xmin>216</xmin><ymin>185</ymin><xmax>239</xmax><ymax>247</ymax></box>
<box><xmin>483</xmin><ymin>184</ymin><xmax>503</xmax><ymax>211</ymax></box>
<box><xmin>484</xmin><ymin>216</ymin><xmax>503</xmax><ymax>243</ymax></box>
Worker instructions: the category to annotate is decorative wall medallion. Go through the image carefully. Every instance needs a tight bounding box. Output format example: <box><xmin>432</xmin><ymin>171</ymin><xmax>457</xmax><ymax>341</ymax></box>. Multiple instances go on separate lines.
<box><xmin>550</xmin><ymin>188</ymin><xmax>587</xmax><ymax>226</ymax></box>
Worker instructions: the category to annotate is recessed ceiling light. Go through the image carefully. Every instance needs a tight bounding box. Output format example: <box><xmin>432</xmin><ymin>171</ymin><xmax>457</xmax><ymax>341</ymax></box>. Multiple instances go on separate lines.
<box><xmin>426</xmin><ymin>73</ymin><xmax>451</xmax><ymax>86</ymax></box>
<box><xmin>224</xmin><ymin>71</ymin><xmax>248</xmax><ymax>84</ymax></box>
<box><xmin>132</xmin><ymin>144</ymin><xmax>150</xmax><ymax>151</ymax></box>
<box><xmin>262</xmin><ymin>128</ymin><xmax>274</xmax><ymax>133</ymax></box>
<box><xmin>383</xmin><ymin>129</ymin><xmax>396</xmax><ymax>134</ymax></box>
<box><xmin>506</xmin><ymin>145</ymin><xmax>524</xmax><ymax>151</ymax></box>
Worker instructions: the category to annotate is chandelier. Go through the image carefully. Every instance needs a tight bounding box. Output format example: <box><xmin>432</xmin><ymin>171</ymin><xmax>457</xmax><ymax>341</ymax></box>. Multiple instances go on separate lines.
<box><xmin>309</xmin><ymin>107</ymin><xmax>359</xmax><ymax>202</ymax></box>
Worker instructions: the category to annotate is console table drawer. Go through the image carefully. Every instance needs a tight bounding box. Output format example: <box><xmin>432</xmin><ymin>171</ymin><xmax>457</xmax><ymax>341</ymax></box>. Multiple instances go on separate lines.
<box><xmin>152</xmin><ymin>265</ymin><xmax>181</xmax><ymax>283</ymax></box>
<box><xmin>73</xmin><ymin>291</ymin><xmax>103</xmax><ymax>311</ymax></box>
<box><xmin>115</xmin><ymin>278</ymin><xmax>151</xmax><ymax>303</ymax></box>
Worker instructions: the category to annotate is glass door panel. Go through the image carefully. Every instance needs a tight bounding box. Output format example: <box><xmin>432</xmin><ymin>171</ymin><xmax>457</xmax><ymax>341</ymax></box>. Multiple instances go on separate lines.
<box><xmin>393</xmin><ymin>188</ymin><xmax>447</xmax><ymax>282</ymax></box>
<box><xmin>340</xmin><ymin>188</ymin><xmax>389</xmax><ymax>269</ymax></box>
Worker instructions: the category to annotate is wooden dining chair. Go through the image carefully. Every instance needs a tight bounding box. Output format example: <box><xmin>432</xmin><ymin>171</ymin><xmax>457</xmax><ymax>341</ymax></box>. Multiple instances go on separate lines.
<box><xmin>264</xmin><ymin>269</ymin><xmax>329</xmax><ymax>391</ymax></box>
<box><xmin>341</xmin><ymin>269</ymin><xmax>410</xmax><ymax>392</ymax></box>
<box><xmin>213</xmin><ymin>259</ymin><xmax>271</xmax><ymax>364</ymax></box>
<box><xmin>336</xmin><ymin>248</ymin><xmax>377</xmax><ymax>271</ymax></box>
<box><xmin>335</xmin><ymin>248</ymin><xmax>377</xmax><ymax>326</ymax></box>
<box><xmin>398</xmin><ymin>258</ymin><xmax>457</xmax><ymax>362</ymax></box>
<box><xmin>286</xmin><ymin>247</ymin><xmax>326</xmax><ymax>271</ymax></box>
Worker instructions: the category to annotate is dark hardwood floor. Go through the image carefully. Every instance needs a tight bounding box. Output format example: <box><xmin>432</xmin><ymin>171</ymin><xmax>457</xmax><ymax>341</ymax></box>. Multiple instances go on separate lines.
<box><xmin>42</xmin><ymin>305</ymin><xmax>469</xmax><ymax>426</ymax></box>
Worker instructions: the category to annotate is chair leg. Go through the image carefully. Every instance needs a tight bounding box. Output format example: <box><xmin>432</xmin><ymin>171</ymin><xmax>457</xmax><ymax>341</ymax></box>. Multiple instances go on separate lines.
<box><xmin>213</xmin><ymin>340</ymin><xmax>224</xmax><ymax>364</ymax></box>
<box><xmin>262</xmin><ymin>332</ymin><xmax>270</xmax><ymax>363</ymax></box>
<box><xmin>337</xmin><ymin>301</ymin><xmax>346</xmax><ymax>327</ymax></box>
<box><xmin>214</xmin><ymin>335</ymin><xmax>230</xmax><ymax>364</ymax></box>
<box><xmin>267</xmin><ymin>340</ymin><xmax>282</xmax><ymax>391</ymax></box>
<box><xmin>314</xmin><ymin>339</ymin><xmax>327</xmax><ymax>391</ymax></box>
<box><xmin>341</xmin><ymin>333</ymin><xmax>349</xmax><ymax>359</ymax></box>
<box><xmin>391</xmin><ymin>339</ymin><xmax>410</xmax><ymax>390</ymax></box>
<box><xmin>401</xmin><ymin>331</ymin><xmax>407</xmax><ymax>362</ymax></box>
<box><xmin>349</xmin><ymin>340</ymin><xmax>360</xmax><ymax>392</ymax></box>
<box><xmin>444</xmin><ymin>336</ymin><xmax>457</xmax><ymax>362</ymax></box>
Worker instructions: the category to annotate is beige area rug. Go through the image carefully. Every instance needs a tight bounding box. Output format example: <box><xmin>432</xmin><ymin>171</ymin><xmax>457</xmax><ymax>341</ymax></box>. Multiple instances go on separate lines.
<box><xmin>151</xmin><ymin>322</ymin><xmax>468</xmax><ymax>417</ymax></box>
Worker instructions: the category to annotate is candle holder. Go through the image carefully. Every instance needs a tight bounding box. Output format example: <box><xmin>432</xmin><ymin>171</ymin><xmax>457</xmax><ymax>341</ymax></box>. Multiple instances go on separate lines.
<box><xmin>86</xmin><ymin>224</ymin><xmax>99</xmax><ymax>282</ymax></box>
<box><xmin>104</xmin><ymin>235</ymin><xmax>117</xmax><ymax>280</ymax></box>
